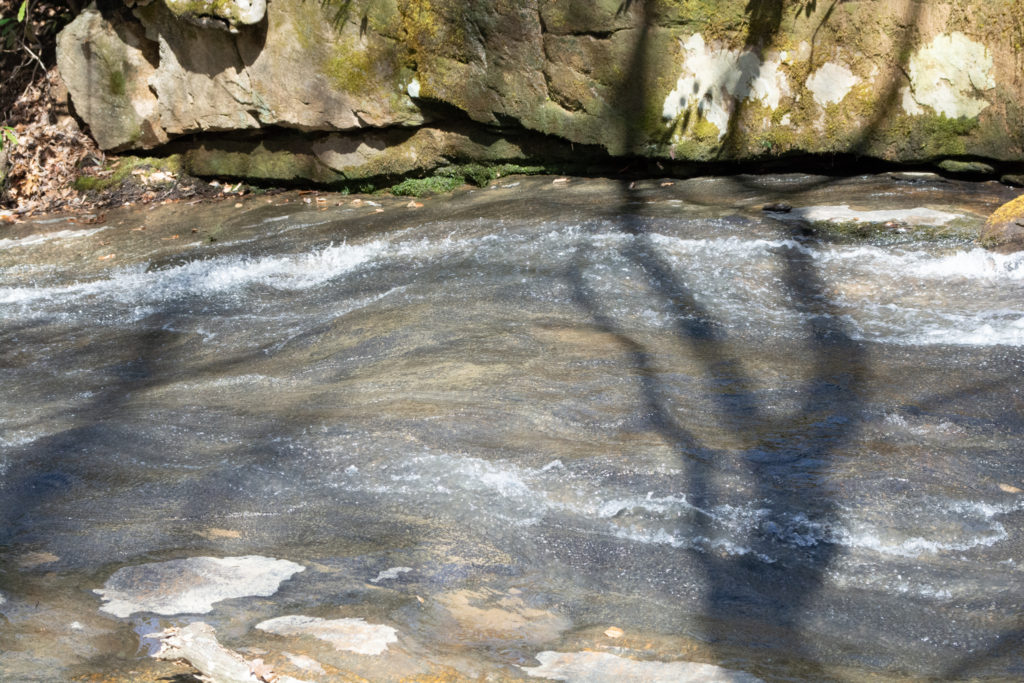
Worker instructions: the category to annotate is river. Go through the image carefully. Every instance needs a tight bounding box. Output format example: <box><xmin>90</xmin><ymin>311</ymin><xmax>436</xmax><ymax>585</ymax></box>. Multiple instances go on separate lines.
<box><xmin>1</xmin><ymin>174</ymin><xmax>1022</xmax><ymax>681</ymax></box>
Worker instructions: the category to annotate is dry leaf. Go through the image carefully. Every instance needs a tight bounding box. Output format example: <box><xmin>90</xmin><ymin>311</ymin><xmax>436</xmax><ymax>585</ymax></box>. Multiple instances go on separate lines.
<box><xmin>604</xmin><ymin>626</ymin><xmax>624</xmax><ymax>638</ymax></box>
<box><xmin>999</xmin><ymin>483</ymin><xmax>1022</xmax><ymax>494</ymax></box>
<box><xmin>98</xmin><ymin>253</ymin><xmax>116</xmax><ymax>261</ymax></box>
<box><xmin>406</xmin><ymin>200</ymin><xmax>423</xmax><ymax>208</ymax></box>
<box><xmin>249</xmin><ymin>657</ymin><xmax>275</xmax><ymax>681</ymax></box>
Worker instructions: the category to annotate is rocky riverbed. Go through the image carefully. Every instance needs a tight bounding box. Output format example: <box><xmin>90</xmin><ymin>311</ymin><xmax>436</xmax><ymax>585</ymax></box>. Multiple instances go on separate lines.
<box><xmin>1</xmin><ymin>175</ymin><xmax>1023</xmax><ymax>681</ymax></box>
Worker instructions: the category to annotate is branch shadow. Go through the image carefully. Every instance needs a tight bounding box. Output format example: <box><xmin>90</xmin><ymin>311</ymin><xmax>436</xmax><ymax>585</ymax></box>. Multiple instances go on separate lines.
<box><xmin>564</xmin><ymin>0</ymin><xmax>1018</xmax><ymax>677</ymax></box>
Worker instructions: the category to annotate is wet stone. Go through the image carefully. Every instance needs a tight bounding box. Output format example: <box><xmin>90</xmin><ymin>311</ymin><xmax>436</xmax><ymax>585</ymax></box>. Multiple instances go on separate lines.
<box><xmin>256</xmin><ymin>615</ymin><xmax>399</xmax><ymax>656</ymax></box>
<box><xmin>937</xmin><ymin>160</ymin><xmax>997</xmax><ymax>176</ymax></box>
<box><xmin>522</xmin><ymin>651</ymin><xmax>764</xmax><ymax>682</ymax></box>
<box><xmin>95</xmin><ymin>555</ymin><xmax>305</xmax><ymax>618</ymax></box>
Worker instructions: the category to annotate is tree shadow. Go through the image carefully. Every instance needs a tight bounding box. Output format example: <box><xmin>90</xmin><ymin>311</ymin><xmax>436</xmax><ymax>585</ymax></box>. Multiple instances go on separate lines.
<box><xmin>0</xmin><ymin>303</ymin><xmax>298</xmax><ymax>559</ymax></box>
<box><xmin>564</xmin><ymin>0</ymin><xmax>1020</xmax><ymax>677</ymax></box>
<box><xmin>556</xmin><ymin>0</ymin><xmax>971</xmax><ymax>678</ymax></box>
<box><xmin>568</xmin><ymin>199</ymin><xmax>865</xmax><ymax>676</ymax></box>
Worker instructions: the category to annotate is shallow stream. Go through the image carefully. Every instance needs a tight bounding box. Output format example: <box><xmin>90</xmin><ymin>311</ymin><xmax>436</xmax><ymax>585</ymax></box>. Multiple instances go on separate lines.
<box><xmin>1</xmin><ymin>174</ymin><xmax>1022</xmax><ymax>681</ymax></box>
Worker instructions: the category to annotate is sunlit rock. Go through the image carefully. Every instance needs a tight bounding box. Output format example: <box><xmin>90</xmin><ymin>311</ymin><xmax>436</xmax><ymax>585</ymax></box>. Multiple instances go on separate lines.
<box><xmin>164</xmin><ymin>0</ymin><xmax>267</xmax><ymax>32</ymax></box>
<box><xmin>786</xmin><ymin>205</ymin><xmax>963</xmax><ymax>228</ymax></box>
<box><xmin>807</xmin><ymin>62</ymin><xmax>859</xmax><ymax>107</ymax></box>
<box><xmin>983</xmin><ymin>194</ymin><xmax>1024</xmax><ymax>252</ymax></box>
<box><xmin>903</xmin><ymin>32</ymin><xmax>995</xmax><ymax>119</ymax></box>
<box><xmin>55</xmin><ymin>7</ymin><xmax>166</xmax><ymax>151</ymax></box>
<box><xmin>662</xmin><ymin>33</ymin><xmax>790</xmax><ymax>141</ymax></box>
<box><xmin>95</xmin><ymin>555</ymin><xmax>305</xmax><ymax>617</ymax></box>
<box><xmin>522</xmin><ymin>651</ymin><xmax>763</xmax><ymax>682</ymax></box>
<box><xmin>54</xmin><ymin>1</ymin><xmax>1024</xmax><ymax>169</ymax></box>
<box><xmin>256</xmin><ymin>615</ymin><xmax>398</xmax><ymax>655</ymax></box>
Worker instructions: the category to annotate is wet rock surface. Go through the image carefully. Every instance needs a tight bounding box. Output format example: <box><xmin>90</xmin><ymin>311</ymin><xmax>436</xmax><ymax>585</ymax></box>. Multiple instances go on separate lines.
<box><xmin>1</xmin><ymin>176</ymin><xmax>1022</xmax><ymax>681</ymax></box>
<box><xmin>522</xmin><ymin>650</ymin><xmax>764</xmax><ymax>682</ymax></box>
<box><xmin>983</xmin><ymin>194</ymin><xmax>1024</xmax><ymax>252</ymax></box>
<box><xmin>95</xmin><ymin>556</ymin><xmax>305</xmax><ymax>617</ymax></box>
<box><xmin>256</xmin><ymin>615</ymin><xmax>398</xmax><ymax>655</ymax></box>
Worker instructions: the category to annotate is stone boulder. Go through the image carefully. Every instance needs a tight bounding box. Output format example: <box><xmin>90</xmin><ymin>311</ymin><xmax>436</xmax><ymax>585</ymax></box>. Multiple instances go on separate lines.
<box><xmin>55</xmin><ymin>5</ymin><xmax>166</xmax><ymax>151</ymax></box>
<box><xmin>983</xmin><ymin>195</ymin><xmax>1024</xmax><ymax>252</ymax></box>
<box><xmin>56</xmin><ymin>1</ymin><xmax>1024</xmax><ymax>180</ymax></box>
<box><xmin>162</xmin><ymin>0</ymin><xmax>266</xmax><ymax>32</ymax></box>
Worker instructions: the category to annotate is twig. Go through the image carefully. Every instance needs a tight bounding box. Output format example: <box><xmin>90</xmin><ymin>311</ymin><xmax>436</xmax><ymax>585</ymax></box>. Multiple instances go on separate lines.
<box><xmin>20</xmin><ymin>42</ymin><xmax>46</xmax><ymax>72</ymax></box>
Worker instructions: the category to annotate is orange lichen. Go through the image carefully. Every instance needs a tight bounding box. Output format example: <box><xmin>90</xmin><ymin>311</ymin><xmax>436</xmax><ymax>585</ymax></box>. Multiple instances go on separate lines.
<box><xmin>986</xmin><ymin>194</ymin><xmax>1024</xmax><ymax>227</ymax></box>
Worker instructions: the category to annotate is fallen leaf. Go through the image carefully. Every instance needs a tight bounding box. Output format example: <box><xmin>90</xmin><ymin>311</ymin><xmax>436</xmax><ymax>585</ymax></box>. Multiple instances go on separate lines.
<box><xmin>407</xmin><ymin>200</ymin><xmax>423</xmax><ymax>208</ymax></box>
<box><xmin>249</xmin><ymin>657</ymin><xmax>275</xmax><ymax>681</ymax></box>
<box><xmin>234</xmin><ymin>202</ymin><xmax>243</xmax><ymax>208</ymax></box>
<box><xmin>162</xmin><ymin>234</ymin><xmax>180</xmax><ymax>240</ymax></box>
<box><xmin>552</xmin><ymin>177</ymin><xmax>569</xmax><ymax>184</ymax></box>
<box><xmin>604</xmin><ymin>626</ymin><xmax>624</xmax><ymax>638</ymax></box>
<box><xmin>660</xmin><ymin>181</ymin><xmax>675</xmax><ymax>187</ymax></box>
<box><xmin>999</xmin><ymin>483</ymin><xmax>1022</xmax><ymax>494</ymax></box>
<box><xmin>98</xmin><ymin>253</ymin><xmax>116</xmax><ymax>260</ymax></box>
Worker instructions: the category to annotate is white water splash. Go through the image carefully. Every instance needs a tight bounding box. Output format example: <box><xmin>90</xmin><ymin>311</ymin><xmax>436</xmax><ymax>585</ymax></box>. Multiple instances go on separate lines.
<box><xmin>3</xmin><ymin>227</ymin><xmax>1024</xmax><ymax>346</ymax></box>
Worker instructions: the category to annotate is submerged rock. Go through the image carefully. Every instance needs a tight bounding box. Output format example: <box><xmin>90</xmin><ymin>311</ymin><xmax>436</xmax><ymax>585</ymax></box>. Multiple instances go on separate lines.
<box><xmin>256</xmin><ymin>615</ymin><xmax>398</xmax><ymax>655</ymax></box>
<box><xmin>431</xmin><ymin>588</ymin><xmax>570</xmax><ymax>644</ymax></box>
<box><xmin>95</xmin><ymin>555</ymin><xmax>305</xmax><ymax>618</ymax></box>
<box><xmin>785</xmin><ymin>205</ymin><xmax>963</xmax><ymax>228</ymax></box>
<box><xmin>522</xmin><ymin>651</ymin><xmax>763</xmax><ymax>683</ymax></box>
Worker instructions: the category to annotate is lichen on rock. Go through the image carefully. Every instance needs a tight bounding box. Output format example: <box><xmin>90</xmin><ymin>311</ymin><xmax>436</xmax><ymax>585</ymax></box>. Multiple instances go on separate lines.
<box><xmin>902</xmin><ymin>32</ymin><xmax>995</xmax><ymax>119</ymax></box>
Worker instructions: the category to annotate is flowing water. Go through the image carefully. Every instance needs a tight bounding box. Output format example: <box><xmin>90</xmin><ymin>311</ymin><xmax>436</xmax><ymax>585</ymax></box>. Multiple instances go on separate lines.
<box><xmin>0</xmin><ymin>175</ymin><xmax>1022</xmax><ymax>681</ymax></box>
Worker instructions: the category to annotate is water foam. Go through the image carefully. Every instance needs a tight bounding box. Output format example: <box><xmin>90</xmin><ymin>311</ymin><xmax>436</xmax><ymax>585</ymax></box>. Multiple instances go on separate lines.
<box><xmin>0</xmin><ymin>238</ymin><xmax>401</xmax><ymax>319</ymax></box>
<box><xmin>4</xmin><ymin>225</ymin><xmax>1023</xmax><ymax>349</ymax></box>
<box><xmin>332</xmin><ymin>441</ymin><xmax>1022</xmax><ymax>566</ymax></box>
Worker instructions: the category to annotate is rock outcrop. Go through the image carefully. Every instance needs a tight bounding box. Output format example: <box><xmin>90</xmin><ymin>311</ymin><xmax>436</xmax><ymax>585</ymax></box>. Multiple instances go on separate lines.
<box><xmin>56</xmin><ymin>1</ymin><xmax>1024</xmax><ymax>183</ymax></box>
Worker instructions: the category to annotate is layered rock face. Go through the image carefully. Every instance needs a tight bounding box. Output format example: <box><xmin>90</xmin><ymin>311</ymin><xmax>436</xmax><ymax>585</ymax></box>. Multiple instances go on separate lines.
<box><xmin>57</xmin><ymin>0</ymin><xmax>1024</xmax><ymax>182</ymax></box>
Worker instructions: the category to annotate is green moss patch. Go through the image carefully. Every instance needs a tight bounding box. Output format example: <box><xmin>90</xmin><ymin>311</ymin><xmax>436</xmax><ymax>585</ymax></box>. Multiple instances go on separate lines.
<box><xmin>389</xmin><ymin>163</ymin><xmax>547</xmax><ymax>196</ymax></box>
<box><xmin>74</xmin><ymin>155</ymin><xmax>184</xmax><ymax>193</ymax></box>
